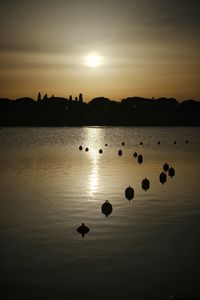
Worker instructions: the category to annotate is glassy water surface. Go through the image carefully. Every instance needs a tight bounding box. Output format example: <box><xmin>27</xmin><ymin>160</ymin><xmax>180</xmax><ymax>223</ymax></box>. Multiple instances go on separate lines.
<box><xmin>0</xmin><ymin>127</ymin><xmax>200</xmax><ymax>300</ymax></box>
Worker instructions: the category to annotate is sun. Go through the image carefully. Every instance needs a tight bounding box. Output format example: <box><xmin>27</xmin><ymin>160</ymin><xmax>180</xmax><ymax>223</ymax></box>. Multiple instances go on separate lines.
<box><xmin>85</xmin><ymin>53</ymin><xmax>102</xmax><ymax>68</ymax></box>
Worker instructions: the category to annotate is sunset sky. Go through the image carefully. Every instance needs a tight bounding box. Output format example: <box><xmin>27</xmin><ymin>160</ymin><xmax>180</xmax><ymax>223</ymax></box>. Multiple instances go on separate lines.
<box><xmin>0</xmin><ymin>0</ymin><xmax>199</xmax><ymax>101</ymax></box>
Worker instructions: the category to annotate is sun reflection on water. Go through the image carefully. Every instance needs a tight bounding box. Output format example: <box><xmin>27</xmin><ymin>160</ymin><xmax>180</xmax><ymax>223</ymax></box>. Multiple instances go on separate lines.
<box><xmin>88</xmin><ymin>158</ymin><xmax>99</xmax><ymax>197</ymax></box>
<box><xmin>84</xmin><ymin>128</ymin><xmax>103</xmax><ymax>198</ymax></box>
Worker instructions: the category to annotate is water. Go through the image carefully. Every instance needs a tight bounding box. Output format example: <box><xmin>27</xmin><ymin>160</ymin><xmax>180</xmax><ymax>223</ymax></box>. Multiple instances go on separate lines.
<box><xmin>0</xmin><ymin>127</ymin><xmax>200</xmax><ymax>300</ymax></box>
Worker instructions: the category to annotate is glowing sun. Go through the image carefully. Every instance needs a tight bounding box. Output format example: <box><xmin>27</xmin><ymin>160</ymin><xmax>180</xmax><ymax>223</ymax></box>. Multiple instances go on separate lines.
<box><xmin>85</xmin><ymin>53</ymin><xmax>102</xmax><ymax>67</ymax></box>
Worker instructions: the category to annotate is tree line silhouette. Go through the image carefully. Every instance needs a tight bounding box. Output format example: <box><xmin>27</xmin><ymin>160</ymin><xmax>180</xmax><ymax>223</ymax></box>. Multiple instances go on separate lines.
<box><xmin>0</xmin><ymin>93</ymin><xmax>199</xmax><ymax>126</ymax></box>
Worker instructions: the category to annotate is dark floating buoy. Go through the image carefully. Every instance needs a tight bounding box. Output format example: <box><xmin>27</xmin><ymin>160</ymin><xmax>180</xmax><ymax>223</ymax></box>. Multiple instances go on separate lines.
<box><xmin>163</xmin><ymin>163</ymin><xmax>169</xmax><ymax>172</ymax></box>
<box><xmin>139</xmin><ymin>142</ymin><xmax>143</xmax><ymax>145</ymax></box>
<box><xmin>85</xmin><ymin>147</ymin><xmax>89</xmax><ymax>152</ymax></box>
<box><xmin>125</xmin><ymin>185</ymin><xmax>134</xmax><ymax>201</ymax></box>
<box><xmin>157</xmin><ymin>141</ymin><xmax>160</xmax><ymax>145</ymax></box>
<box><xmin>160</xmin><ymin>172</ymin><xmax>167</xmax><ymax>184</ymax></box>
<box><xmin>133</xmin><ymin>152</ymin><xmax>138</xmax><ymax>158</ymax></box>
<box><xmin>173</xmin><ymin>141</ymin><xmax>177</xmax><ymax>144</ymax></box>
<box><xmin>185</xmin><ymin>140</ymin><xmax>189</xmax><ymax>144</ymax></box>
<box><xmin>105</xmin><ymin>143</ymin><xmax>108</xmax><ymax>146</ymax></box>
<box><xmin>168</xmin><ymin>167</ymin><xmax>175</xmax><ymax>178</ymax></box>
<box><xmin>79</xmin><ymin>146</ymin><xmax>83</xmax><ymax>150</ymax></box>
<box><xmin>142</xmin><ymin>177</ymin><xmax>150</xmax><ymax>192</ymax></box>
<box><xmin>99</xmin><ymin>149</ymin><xmax>103</xmax><ymax>154</ymax></box>
<box><xmin>138</xmin><ymin>154</ymin><xmax>143</xmax><ymax>164</ymax></box>
<box><xmin>101</xmin><ymin>200</ymin><xmax>113</xmax><ymax>217</ymax></box>
<box><xmin>118</xmin><ymin>149</ymin><xmax>122</xmax><ymax>156</ymax></box>
<box><xmin>122</xmin><ymin>142</ymin><xmax>125</xmax><ymax>146</ymax></box>
<box><xmin>77</xmin><ymin>223</ymin><xmax>90</xmax><ymax>237</ymax></box>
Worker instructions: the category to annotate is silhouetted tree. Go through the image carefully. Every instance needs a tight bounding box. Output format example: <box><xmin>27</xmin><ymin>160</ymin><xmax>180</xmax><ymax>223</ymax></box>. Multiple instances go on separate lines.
<box><xmin>79</xmin><ymin>93</ymin><xmax>83</xmax><ymax>103</ymax></box>
<box><xmin>69</xmin><ymin>95</ymin><xmax>72</xmax><ymax>101</ymax></box>
<box><xmin>75</xmin><ymin>96</ymin><xmax>78</xmax><ymax>102</ymax></box>
<box><xmin>43</xmin><ymin>94</ymin><xmax>48</xmax><ymax>100</ymax></box>
<box><xmin>37</xmin><ymin>92</ymin><xmax>41</xmax><ymax>101</ymax></box>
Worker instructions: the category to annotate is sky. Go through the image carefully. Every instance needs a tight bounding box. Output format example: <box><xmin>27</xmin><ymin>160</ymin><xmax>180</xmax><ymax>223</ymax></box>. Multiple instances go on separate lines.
<box><xmin>0</xmin><ymin>0</ymin><xmax>200</xmax><ymax>101</ymax></box>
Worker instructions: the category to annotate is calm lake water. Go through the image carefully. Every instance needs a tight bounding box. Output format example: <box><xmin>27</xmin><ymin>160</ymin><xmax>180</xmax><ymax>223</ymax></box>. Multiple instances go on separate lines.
<box><xmin>0</xmin><ymin>127</ymin><xmax>200</xmax><ymax>300</ymax></box>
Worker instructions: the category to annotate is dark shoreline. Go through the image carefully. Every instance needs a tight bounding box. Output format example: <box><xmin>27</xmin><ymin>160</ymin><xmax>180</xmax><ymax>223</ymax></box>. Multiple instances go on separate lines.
<box><xmin>1</xmin><ymin>124</ymin><xmax>200</xmax><ymax>127</ymax></box>
<box><xmin>1</xmin><ymin>96</ymin><xmax>200</xmax><ymax>127</ymax></box>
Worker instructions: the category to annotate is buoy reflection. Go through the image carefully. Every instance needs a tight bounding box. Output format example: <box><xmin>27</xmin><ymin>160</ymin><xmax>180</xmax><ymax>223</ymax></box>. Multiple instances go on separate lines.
<box><xmin>138</xmin><ymin>154</ymin><xmax>143</xmax><ymax>164</ymax></box>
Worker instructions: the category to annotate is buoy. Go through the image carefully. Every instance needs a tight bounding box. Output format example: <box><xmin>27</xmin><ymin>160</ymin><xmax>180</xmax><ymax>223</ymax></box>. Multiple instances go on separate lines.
<box><xmin>168</xmin><ymin>167</ymin><xmax>175</xmax><ymax>178</ymax></box>
<box><xmin>185</xmin><ymin>140</ymin><xmax>189</xmax><ymax>144</ymax></box>
<box><xmin>79</xmin><ymin>146</ymin><xmax>83</xmax><ymax>150</ymax></box>
<box><xmin>133</xmin><ymin>152</ymin><xmax>138</xmax><ymax>158</ymax></box>
<box><xmin>99</xmin><ymin>149</ymin><xmax>103</xmax><ymax>154</ymax></box>
<box><xmin>139</xmin><ymin>142</ymin><xmax>143</xmax><ymax>145</ymax></box>
<box><xmin>77</xmin><ymin>223</ymin><xmax>90</xmax><ymax>237</ymax></box>
<box><xmin>125</xmin><ymin>186</ymin><xmax>134</xmax><ymax>201</ymax></box>
<box><xmin>118</xmin><ymin>150</ymin><xmax>122</xmax><ymax>156</ymax></box>
<box><xmin>163</xmin><ymin>163</ymin><xmax>169</xmax><ymax>172</ymax></box>
<box><xmin>160</xmin><ymin>172</ymin><xmax>167</xmax><ymax>184</ymax></box>
<box><xmin>142</xmin><ymin>178</ymin><xmax>150</xmax><ymax>192</ymax></box>
<box><xmin>138</xmin><ymin>154</ymin><xmax>143</xmax><ymax>164</ymax></box>
<box><xmin>85</xmin><ymin>147</ymin><xmax>89</xmax><ymax>152</ymax></box>
<box><xmin>101</xmin><ymin>200</ymin><xmax>113</xmax><ymax>217</ymax></box>
<box><xmin>173</xmin><ymin>141</ymin><xmax>177</xmax><ymax>144</ymax></box>
<box><xmin>157</xmin><ymin>141</ymin><xmax>160</xmax><ymax>145</ymax></box>
<box><xmin>122</xmin><ymin>142</ymin><xmax>125</xmax><ymax>146</ymax></box>
<box><xmin>105</xmin><ymin>143</ymin><xmax>108</xmax><ymax>146</ymax></box>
